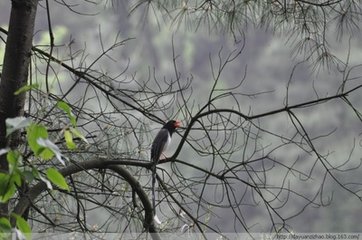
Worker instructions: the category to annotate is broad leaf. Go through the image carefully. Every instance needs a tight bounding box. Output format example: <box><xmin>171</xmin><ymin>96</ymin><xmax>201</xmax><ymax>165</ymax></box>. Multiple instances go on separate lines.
<box><xmin>26</xmin><ymin>123</ymin><xmax>54</xmax><ymax>160</ymax></box>
<box><xmin>46</xmin><ymin>168</ymin><xmax>69</xmax><ymax>191</ymax></box>
<box><xmin>10</xmin><ymin>172</ymin><xmax>22</xmax><ymax>187</ymax></box>
<box><xmin>70</xmin><ymin>127</ymin><xmax>89</xmax><ymax>144</ymax></box>
<box><xmin>0</xmin><ymin>173</ymin><xmax>16</xmax><ymax>203</ymax></box>
<box><xmin>0</xmin><ymin>217</ymin><xmax>11</xmax><ymax>233</ymax></box>
<box><xmin>57</xmin><ymin>101</ymin><xmax>77</xmax><ymax>127</ymax></box>
<box><xmin>7</xmin><ymin>150</ymin><xmax>21</xmax><ymax>174</ymax></box>
<box><xmin>2</xmin><ymin>184</ymin><xmax>16</xmax><ymax>203</ymax></box>
<box><xmin>64</xmin><ymin>130</ymin><xmax>76</xmax><ymax>149</ymax></box>
<box><xmin>37</xmin><ymin>138</ymin><xmax>65</xmax><ymax>165</ymax></box>
<box><xmin>0</xmin><ymin>173</ymin><xmax>10</xmax><ymax>197</ymax></box>
<box><xmin>12</xmin><ymin>214</ymin><xmax>31</xmax><ymax>240</ymax></box>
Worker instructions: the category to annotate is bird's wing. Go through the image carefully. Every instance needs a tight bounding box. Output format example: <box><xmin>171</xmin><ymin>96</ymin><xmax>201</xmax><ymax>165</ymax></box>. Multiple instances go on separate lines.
<box><xmin>151</xmin><ymin>128</ymin><xmax>170</xmax><ymax>162</ymax></box>
<box><xmin>151</xmin><ymin>128</ymin><xmax>170</xmax><ymax>218</ymax></box>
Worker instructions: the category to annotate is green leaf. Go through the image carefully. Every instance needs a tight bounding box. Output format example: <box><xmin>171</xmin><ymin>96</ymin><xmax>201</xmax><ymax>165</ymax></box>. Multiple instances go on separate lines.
<box><xmin>64</xmin><ymin>130</ymin><xmax>76</xmax><ymax>149</ymax></box>
<box><xmin>56</xmin><ymin>101</ymin><xmax>70</xmax><ymax>113</ymax></box>
<box><xmin>10</xmin><ymin>172</ymin><xmax>22</xmax><ymax>187</ymax></box>
<box><xmin>12</xmin><ymin>214</ymin><xmax>31</xmax><ymax>240</ymax></box>
<box><xmin>6</xmin><ymin>150</ymin><xmax>22</xmax><ymax>175</ymax></box>
<box><xmin>38</xmin><ymin>147</ymin><xmax>56</xmax><ymax>160</ymax></box>
<box><xmin>26</xmin><ymin>123</ymin><xmax>54</xmax><ymax>160</ymax></box>
<box><xmin>14</xmin><ymin>83</ymin><xmax>39</xmax><ymax>95</ymax></box>
<box><xmin>0</xmin><ymin>184</ymin><xmax>16</xmax><ymax>203</ymax></box>
<box><xmin>27</xmin><ymin>123</ymin><xmax>48</xmax><ymax>152</ymax></box>
<box><xmin>0</xmin><ymin>173</ymin><xmax>10</xmax><ymax>199</ymax></box>
<box><xmin>6</xmin><ymin>117</ymin><xmax>31</xmax><ymax>137</ymax></box>
<box><xmin>46</xmin><ymin>168</ymin><xmax>69</xmax><ymax>191</ymax></box>
<box><xmin>0</xmin><ymin>173</ymin><xmax>16</xmax><ymax>203</ymax></box>
<box><xmin>0</xmin><ymin>217</ymin><xmax>11</xmax><ymax>233</ymax></box>
<box><xmin>70</xmin><ymin>127</ymin><xmax>88</xmax><ymax>144</ymax></box>
<box><xmin>57</xmin><ymin>101</ymin><xmax>77</xmax><ymax>127</ymax></box>
<box><xmin>37</xmin><ymin>138</ymin><xmax>65</xmax><ymax>165</ymax></box>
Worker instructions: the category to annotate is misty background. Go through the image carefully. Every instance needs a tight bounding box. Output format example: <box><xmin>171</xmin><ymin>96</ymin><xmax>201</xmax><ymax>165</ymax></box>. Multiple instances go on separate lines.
<box><xmin>1</xmin><ymin>0</ymin><xmax>361</xmax><ymax>233</ymax></box>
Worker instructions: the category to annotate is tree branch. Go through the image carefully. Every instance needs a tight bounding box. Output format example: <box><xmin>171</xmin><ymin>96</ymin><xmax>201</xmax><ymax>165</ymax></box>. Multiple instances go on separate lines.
<box><xmin>13</xmin><ymin>158</ymin><xmax>160</xmax><ymax>239</ymax></box>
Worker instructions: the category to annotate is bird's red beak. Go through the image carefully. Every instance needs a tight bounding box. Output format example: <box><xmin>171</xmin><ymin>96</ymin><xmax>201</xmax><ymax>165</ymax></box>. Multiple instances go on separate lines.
<box><xmin>174</xmin><ymin>120</ymin><xmax>181</xmax><ymax>128</ymax></box>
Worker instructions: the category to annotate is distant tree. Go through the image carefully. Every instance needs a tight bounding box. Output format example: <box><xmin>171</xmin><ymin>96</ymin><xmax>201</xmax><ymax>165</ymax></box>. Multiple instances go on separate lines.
<box><xmin>0</xmin><ymin>1</ymin><xmax>361</xmax><ymax>239</ymax></box>
<box><xmin>132</xmin><ymin>0</ymin><xmax>361</xmax><ymax>68</ymax></box>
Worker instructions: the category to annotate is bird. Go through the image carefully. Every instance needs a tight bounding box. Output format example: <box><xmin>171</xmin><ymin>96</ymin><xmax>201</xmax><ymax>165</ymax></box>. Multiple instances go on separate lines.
<box><xmin>150</xmin><ymin>120</ymin><xmax>181</xmax><ymax>219</ymax></box>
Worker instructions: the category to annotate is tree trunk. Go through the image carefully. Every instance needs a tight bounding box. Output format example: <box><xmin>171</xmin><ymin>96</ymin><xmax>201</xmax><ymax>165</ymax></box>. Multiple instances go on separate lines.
<box><xmin>0</xmin><ymin>0</ymin><xmax>38</xmax><ymax>217</ymax></box>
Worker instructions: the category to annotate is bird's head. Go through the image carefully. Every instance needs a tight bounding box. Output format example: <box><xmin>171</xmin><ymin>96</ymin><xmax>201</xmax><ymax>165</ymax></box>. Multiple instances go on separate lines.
<box><xmin>163</xmin><ymin>120</ymin><xmax>181</xmax><ymax>131</ymax></box>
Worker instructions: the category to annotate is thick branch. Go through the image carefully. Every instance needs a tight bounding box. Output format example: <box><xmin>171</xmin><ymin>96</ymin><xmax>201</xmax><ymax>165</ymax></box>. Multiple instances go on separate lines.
<box><xmin>13</xmin><ymin>159</ymin><xmax>160</xmax><ymax>239</ymax></box>
<box><xmin>0</xmin><ymin>0</ymin><xmax>39</xmax><ymax>217</ymax></box>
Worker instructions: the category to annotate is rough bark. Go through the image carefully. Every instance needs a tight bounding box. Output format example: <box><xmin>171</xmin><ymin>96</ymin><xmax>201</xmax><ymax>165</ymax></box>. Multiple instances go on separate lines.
<box><xmin>0</xmin><ymin>0</ymin><xmax>38</xmax><ymax>217</ymax></box>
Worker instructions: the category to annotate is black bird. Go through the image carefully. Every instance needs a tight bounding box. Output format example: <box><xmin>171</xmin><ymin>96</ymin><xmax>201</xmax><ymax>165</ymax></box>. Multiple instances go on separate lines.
<box><xmin>150</xmin><ymin>120</ymin><xmax>181</xmax><ymax>219</ymax></box>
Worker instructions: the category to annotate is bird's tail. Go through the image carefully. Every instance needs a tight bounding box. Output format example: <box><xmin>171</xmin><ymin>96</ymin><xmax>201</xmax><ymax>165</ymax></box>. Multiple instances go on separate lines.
<box><xmin>151</xmin><ymin>163</ymin><xmax>157</xmax><ymax>217</ymax></box>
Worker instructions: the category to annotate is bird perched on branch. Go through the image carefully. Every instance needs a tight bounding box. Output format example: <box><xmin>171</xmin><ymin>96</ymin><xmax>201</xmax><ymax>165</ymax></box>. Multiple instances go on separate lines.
<box><xmin>150</xmin><ymin>120</ymin><xmax>181</xmax><ymax>221</ymax></box>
